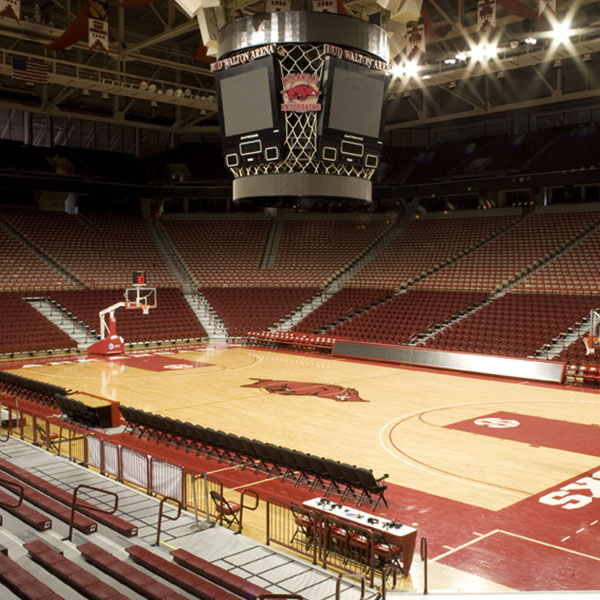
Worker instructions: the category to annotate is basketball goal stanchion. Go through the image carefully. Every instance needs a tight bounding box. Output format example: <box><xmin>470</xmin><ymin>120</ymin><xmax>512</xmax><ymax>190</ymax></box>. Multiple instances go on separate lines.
<box><xmin>583</xmin><ymin>309</ymin><xmax>600</xmax><ymax>356</ymax></box>
<box><xmin>421</xmin><ymin>536</ymin><xmax>428</xmax><ymax>595</ymax></box>
<box><xmin>87</xmin><ymin>273</ymin><xmax>156</xmax><ymax>356</ymax></box>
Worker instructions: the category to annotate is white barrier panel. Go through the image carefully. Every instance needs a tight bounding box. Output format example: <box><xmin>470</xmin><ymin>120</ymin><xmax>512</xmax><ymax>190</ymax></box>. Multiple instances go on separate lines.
<box><xmin>122</xmin><ymin>447</ymin><xmax>149</xmax><ymax>490</ymax></box>
<box><xmin>87</xmin><ymin>435</ymin><xmax>101</xmax><ymax>469</ymax></box>
<box><xmin>151</xmin><ymin>458</ymin><xmax>183</xmax><ymax>501</ymax></box>
<box><xmin>333</xmin><ymin>341</ymin><xmax>566</xmax><ymax>383</ymax></box>
<box><xmin>103</xmin><ymin>441</ymin><xmax>120</xmax><ymax>477</ymax></box>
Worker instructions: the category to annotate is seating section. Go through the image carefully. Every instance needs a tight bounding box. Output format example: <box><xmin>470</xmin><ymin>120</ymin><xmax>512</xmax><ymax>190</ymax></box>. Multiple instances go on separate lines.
<box><xmin>424</xmin><ymin>293</ymin><xmax>598</xmax><ymax>357</ymax></box>
<box><xmin>0</xmin><ymin>468</ymin><xmax>98</xmax><ymax>534</ymax></box>
<box><xmin>0</xmin><ymin>209</ymin><xmax>178</xmax><ymax>289</ymax></box>
<box><xmin>526</xmin><ymin>123</ymin><xmax>600</xmax><ymax>173</ymax></box>
<box><xmin>201</xmin><ymin>287</ymin><xmax>319</xmax><ymax>337</ymax></box>
<box><xmin>78</xmin><ymin>541</ymin><xmax>188</xmax><ymax>599</ymax></box>
<box><xmin>0</xmin><ymin>457</ymin><xmax>138</xmax><ymax>536</ymax></box>
<box><xmin>416</xmin><ymin>211</ymin><xmax>600</xmax><ymax>292</ymax></box>
<box><xmin>0</xmin><ymin>226</ymin><xmax>76</xmax><ymax>291</ymax></box>
<box><xmin>162</xmin><ymin>218</ymin><xmax>272</xmax><ymax>288</ymax></box>
<box><xmin>512</xmin><ymin>224</ymin><xmax>600</xmax><ymax>295</ymax></box>
<box><xmin>119</xmin><ymin>406</ymin><xmax>388</xmax><ymax>509</ymax></box>
<box><xmin>50</xmin><ymin>288</ymin><xmax>206</xmax><ymax>343</ymax></box>
<box><xmin>170</xmin><ymin>547</ymin><xmax>269</xmax><ymax>600</ymax></box>
<box><xmin>0</xmin><ymin>292</ymin><xmax>77</xmax><ymax>355</ymax></box>
<box><xmin>293</xmin><ymin>287</ymin><xmax>392</xmax><ymax>333</ymax></box>
<box><xmin>24</xmin><ymin>540</ymin><xmax>131</xmax><ymax>600</ymax></box>
<box><xmin>0</xmin><ymin>550</ymin><xmax>63</xmax><ymax>600</ymax></box>
<box><xmin>329</xmin><ymin>290</ymin><xmax>486</xmax><ymax>345</ymax></box>
<box><xmin>0</xmin><ymin>485</ymin><xmax>52</xmax><ymax>531</ymax></box>
<box><xmin>347</xmin><ymin>215</ymin><xmax>517</xmax><ymax>289</ymax></box>
<box><xmin>163</xmin><ymin>217</ymin><xmax>391</xmax><ymax>288</ymax></box>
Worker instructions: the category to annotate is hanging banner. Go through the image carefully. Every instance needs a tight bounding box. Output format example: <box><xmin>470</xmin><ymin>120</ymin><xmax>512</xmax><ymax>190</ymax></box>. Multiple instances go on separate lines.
<box><xmin>538</xmin><ymin>0</ymin><xmax>555</xmax><ymax>14</ymax></box>
<box><xmin>0</xmin><ymin>0</ymin><xmax>20</xmax><ymax>23</ymax></box>
<box><xmin>312</xmin><ymin>0</ymin><xmax>336</xmax><ymax>12</ymax></box>
<box><xmin>89</xmin><ymin>0</ymin><xmax>109</xmax><ymax>53</ymax></box>
<box><xmin>265</xmin><ymin>0</ymin><xmax>291</xmax><ymax>11</ymax></box>
<box><xmin>477</xmin><ymin>0</ymin><xmax>496</xmax><ymax>31</ymax></box>
<box><xmin>406</xmin><ymin>17</ymin><xmax>425</xmax><ymax>59</ymax></box>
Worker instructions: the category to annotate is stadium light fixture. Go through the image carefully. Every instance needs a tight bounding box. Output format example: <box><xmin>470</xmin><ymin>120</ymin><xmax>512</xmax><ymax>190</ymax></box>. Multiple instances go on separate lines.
<box><xmin>455</xmin><ymin>52</ymin><xmax>468</xmax><ymax>61</ymax></box>
<box><xmin>524</xmin><ymin>37</ymin><xmax>537</xmax><ymax>45</ymax></box>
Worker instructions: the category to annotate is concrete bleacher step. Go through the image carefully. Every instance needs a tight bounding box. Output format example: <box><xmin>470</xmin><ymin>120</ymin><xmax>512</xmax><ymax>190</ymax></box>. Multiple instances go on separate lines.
<box><xmin>27</xmin><ymin>297</ymin><xmax>96</xmax><ymax>350</ymax></box>
<box><xmin>0</xmin><ymin>437</ymin><xmax>378</xmax><ymax>599</ymax></box>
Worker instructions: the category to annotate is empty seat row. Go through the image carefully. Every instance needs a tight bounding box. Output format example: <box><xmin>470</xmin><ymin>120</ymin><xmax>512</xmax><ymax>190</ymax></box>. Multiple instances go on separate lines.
<box><xmin>0</xmin><ymin>370</ymin><xmax>68</xmax><ymax>407</ymax></box>
<box><xmin>119</xmin><ymin>406</ymin><xmax>388</xmax><ymax>509</ymax></box>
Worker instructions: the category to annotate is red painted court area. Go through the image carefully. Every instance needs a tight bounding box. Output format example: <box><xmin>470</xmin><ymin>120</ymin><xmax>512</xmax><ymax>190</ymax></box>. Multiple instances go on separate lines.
<box><xmin>437</xmin><ymin>530</ymin><xmax>600</xmax><ymax>591</ymax></box>
<box><xmin>446</xmin><ymin>410</ymin><xmax>600</xmax><ymax>456</ymax></box>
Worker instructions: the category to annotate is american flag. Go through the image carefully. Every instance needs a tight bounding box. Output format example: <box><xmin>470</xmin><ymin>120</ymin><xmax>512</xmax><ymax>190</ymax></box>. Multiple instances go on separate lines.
<box><xmin>11</xmin><ymin>57</ymin><xmax>49</xmax><ymax>84</ymax></box>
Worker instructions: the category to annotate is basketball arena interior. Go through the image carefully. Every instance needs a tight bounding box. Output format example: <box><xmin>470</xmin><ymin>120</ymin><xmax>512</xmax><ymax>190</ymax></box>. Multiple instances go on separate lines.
<box><xmin>0</xmin><ymin>0</ymin><xmax>600</xmax><ymax>598</ymax></box>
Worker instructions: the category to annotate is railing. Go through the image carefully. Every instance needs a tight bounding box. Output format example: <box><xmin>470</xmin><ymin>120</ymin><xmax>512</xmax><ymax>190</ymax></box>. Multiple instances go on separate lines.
<box><xmin>66</xmin><ymin>484</ymin><xmax>119</xmax><ymax>542</ymax></box>
<box><xmin>237</xmin><ymin>489</ymin><xmax>259</xmax><ymax>535</ymax></box>
<box><xmin>421</xmin><ymin>536</ymin><xmax>428</xmax><ymax>595</ymax></box>
<box><xmin>335</xmin><ymin>572</ymin><xmax>365</xmax><ymax>600</ymax></box>
<box><xmin>0</xmin><ymin>477</ymin><xmax>24</xmax><ymax>508</ymax></box>
<box><xmin>266</xmin><ymin>497</ymin><xmax>319</xmax><ymax>565</ymax></box>
<box><xmin>155</xmin><ymin>497</ymin><xmax>182</xmax><ymax>547</ymax></box>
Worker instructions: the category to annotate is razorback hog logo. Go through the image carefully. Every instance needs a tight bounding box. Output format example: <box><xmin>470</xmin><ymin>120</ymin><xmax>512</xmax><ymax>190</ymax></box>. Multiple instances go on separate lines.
<box><xmin>284</xmin><ymin>84</ymin><xmax>320</xmax><ymax>101</ymax></box>
<box><xmin>242</xmin><ymin>378</ymin><xmax>367</xmax><ymax>402</ymax></box>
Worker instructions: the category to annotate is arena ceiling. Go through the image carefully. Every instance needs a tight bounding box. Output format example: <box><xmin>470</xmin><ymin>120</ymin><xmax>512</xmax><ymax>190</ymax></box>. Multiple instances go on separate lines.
<box><xmin>0</xmin><ymin>0</ymin><xmax>598</xmax><ymax>139</ymax></box>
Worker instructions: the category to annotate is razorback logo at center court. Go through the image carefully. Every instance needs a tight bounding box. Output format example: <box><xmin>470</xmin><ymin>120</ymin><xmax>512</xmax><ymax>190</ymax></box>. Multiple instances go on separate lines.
<box><xmin>242</xmin><ymin>378</ymin><xmax>367</xmax><ymax>402</ymax></box>
<box><xmin>281</xmin><ymin>74</ymin><xmax>321</xmax><ymax>112</ymax></box>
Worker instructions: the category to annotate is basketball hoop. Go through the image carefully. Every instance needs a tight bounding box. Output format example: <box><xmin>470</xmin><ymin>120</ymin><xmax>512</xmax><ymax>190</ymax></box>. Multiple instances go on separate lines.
<box><xmin>140</xmin><ymin>304</ymin><xmax>150</xmax><ymax>315</ymax></box>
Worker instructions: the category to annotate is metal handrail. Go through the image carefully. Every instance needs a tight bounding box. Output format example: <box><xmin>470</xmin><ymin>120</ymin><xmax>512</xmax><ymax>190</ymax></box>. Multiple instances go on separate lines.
<box><xmin>66</xmin><ymin>484</ymin><xmax>119</xmax><ymax>541</ymax></box>
<box><xmin>238</xmin><ymin>488</ymin><xmax>259</xmax><ymax>535</ymax></box>
<box><xmin>257</xmin><ymin>596</ymin><xmax>305</xmax><ymax>599</ymax></box>
<box><xmin>381</xmin><ymin>564</ymin><xmax>403</xmax><ymax>599</ymax></box>
<box><xmin>421</xmin><ymin>536</ymin><xmax>428</xmax><ymax>594</ymax></box>
<box><xmin>335</xmin><ymin>572</ymin><xmax>365</xmax><ymax>600</ymax></box>
<box><xmin>0</xmin><ymin>477</ymin><xmax>24</xmax><ymax>508</ymax></box>
<box><xmin>0</xmin><ymin>404</ymin><xmax>11</xmax><ymax>443</ymax></box>
<box><xmin>155</xmin><ymin>496</ymin><xmax>182</xmax><ymax>546</ymax></box>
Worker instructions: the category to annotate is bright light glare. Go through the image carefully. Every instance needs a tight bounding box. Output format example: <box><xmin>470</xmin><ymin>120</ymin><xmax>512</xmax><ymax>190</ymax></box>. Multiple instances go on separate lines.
<box><xmin>553</xmin><ymin>20</ymin><xmax>571</xmax><ymax>44</ymax></box>
<box><xmin>404</xmin><ymin>61</ymin><xmax>419</xmax><ymax>78</ymax></box>
<box><xmin>391</xmin><ymin>64</ymin><xmax>404</xmax><ymax>79</ymax></box>
<box><xmin>525</xmin><ymin>37</ymin><xmax>537</xmax><ymax>45</ymax></box>
<box><xmin>484</xmin><ymin>44</ymin><xmax>498</xmax><ymax>59</ymax></box>
<box><xmin>470</xmin><ymin>44</ymin><xmax>485</xmax><ymax>62</ymax></box>
<box><xmin>455</xmin><ymin>52</ymin><xmax>468</xmax><ymax>61</ymax></box>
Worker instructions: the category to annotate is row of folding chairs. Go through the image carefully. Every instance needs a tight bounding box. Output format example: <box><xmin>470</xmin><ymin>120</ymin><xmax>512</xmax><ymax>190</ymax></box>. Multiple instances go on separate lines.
<box><xmin>0</xmin><ymin>371</ymin><xmax>69</xmax><ymax>406</ymax></box>
<box><xmin>55</xmin><ymin>394</ymin><xmax>102</xmax><ymax>429</ymax></box>
<box><xmin>118</xmin><ymin>405</ymin><xmax>388</xmax><ymax>509</ymax></box>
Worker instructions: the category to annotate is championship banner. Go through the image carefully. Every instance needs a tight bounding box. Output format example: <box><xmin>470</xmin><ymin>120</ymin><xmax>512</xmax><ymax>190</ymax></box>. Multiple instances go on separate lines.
<box><xmin>477</xmin><ymin>0</ymin><xmax>496</xmax><ymax>31</ymax></box>
<box><xmin>406</xmin><ymin>17</ymin><xmax>425</xmax><ymax>59</ymax></box>
<box><xmin>89</xmin><ymin>0</ymin><xmax>109</xmax><ymax>53</ymax></box>
<box><xmin>0</xmin><ymin>0</ymin><xmax>20</xmax><ymax>23</ymax></box>
<box><xmin>265</xmin><ymin>0</ymin><xmax>291</xmax><ymax>11</ymax></box>
<box><xmin>538</xmin><ymin>0</ymin><xmax>555</xmax><ymax>14</ymax></box>
<box><xmin>313</xmin><ymin>0</ymin><xmax>336</xmax><ymax>12</ymax></box>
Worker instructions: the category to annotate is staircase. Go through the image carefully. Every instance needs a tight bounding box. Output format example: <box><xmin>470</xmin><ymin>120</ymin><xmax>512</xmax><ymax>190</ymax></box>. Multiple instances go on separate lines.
<box><xmin>272</xmin><ymin>218</ymin><xmax>406</xmax><ymax>332</ymax></box>
<box><xmin>259</xmin><ymin>216</ymin><xmax>282</xmax><ymax>269</ymax></box>
<box><xmin>146</xmin><ymin>218</ymin><xmax>227</xmax><ymax>341</ymax></box>
<box><xmin>27</xmin><ymin>297</ymin><xmax>98</xmax><ymax>351</ymax></box>
<box><xmin>0</xmin><ymin>217</ymin><xmax>83</xmax><ymax>288</ymax></box>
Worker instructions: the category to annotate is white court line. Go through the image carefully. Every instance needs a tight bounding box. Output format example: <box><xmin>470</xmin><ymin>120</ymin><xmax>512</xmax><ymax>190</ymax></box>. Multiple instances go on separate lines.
<box><xmin>432</xmin><ymin>529</ymin><xmax>600</xmax><ymax>564</ymax></box>
<box><xmin>378</xmin><ymin>395</ymin><xmax>600</xmax><ymax>497</ymax></box>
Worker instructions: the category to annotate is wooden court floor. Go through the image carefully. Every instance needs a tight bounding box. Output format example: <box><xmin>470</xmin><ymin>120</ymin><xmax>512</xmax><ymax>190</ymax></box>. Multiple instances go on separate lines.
<box><xmin>4</xmin><ymin>344</ymin><xmax>600</xmax><ymax>593</ymax></box>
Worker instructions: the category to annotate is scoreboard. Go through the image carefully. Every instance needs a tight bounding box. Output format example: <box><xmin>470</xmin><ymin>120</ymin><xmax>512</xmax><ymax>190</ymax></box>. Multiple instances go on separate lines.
<box><xmin>214</xmin><ymin>46</ymin><xmax>390</xmax><ymax>173</ymax></box>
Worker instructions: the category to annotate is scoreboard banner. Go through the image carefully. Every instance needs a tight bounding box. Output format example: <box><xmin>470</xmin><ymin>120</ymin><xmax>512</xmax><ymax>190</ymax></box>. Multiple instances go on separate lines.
<box><xmin>265</xmin><ymin>0</ymin><xmax>291</xmax><ymax>11</ymax></box>
<box><xmin>281</xmin><ymin>74</ymin><xmax>322</xmax><ymax>112</ymax></box>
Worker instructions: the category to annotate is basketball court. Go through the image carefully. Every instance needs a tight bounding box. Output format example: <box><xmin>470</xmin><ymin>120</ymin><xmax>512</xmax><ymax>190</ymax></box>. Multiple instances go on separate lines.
<box><xmin>3</xmin><ymin>343</ymin><xmax>600</xmax><ymax>593</ymax></box>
